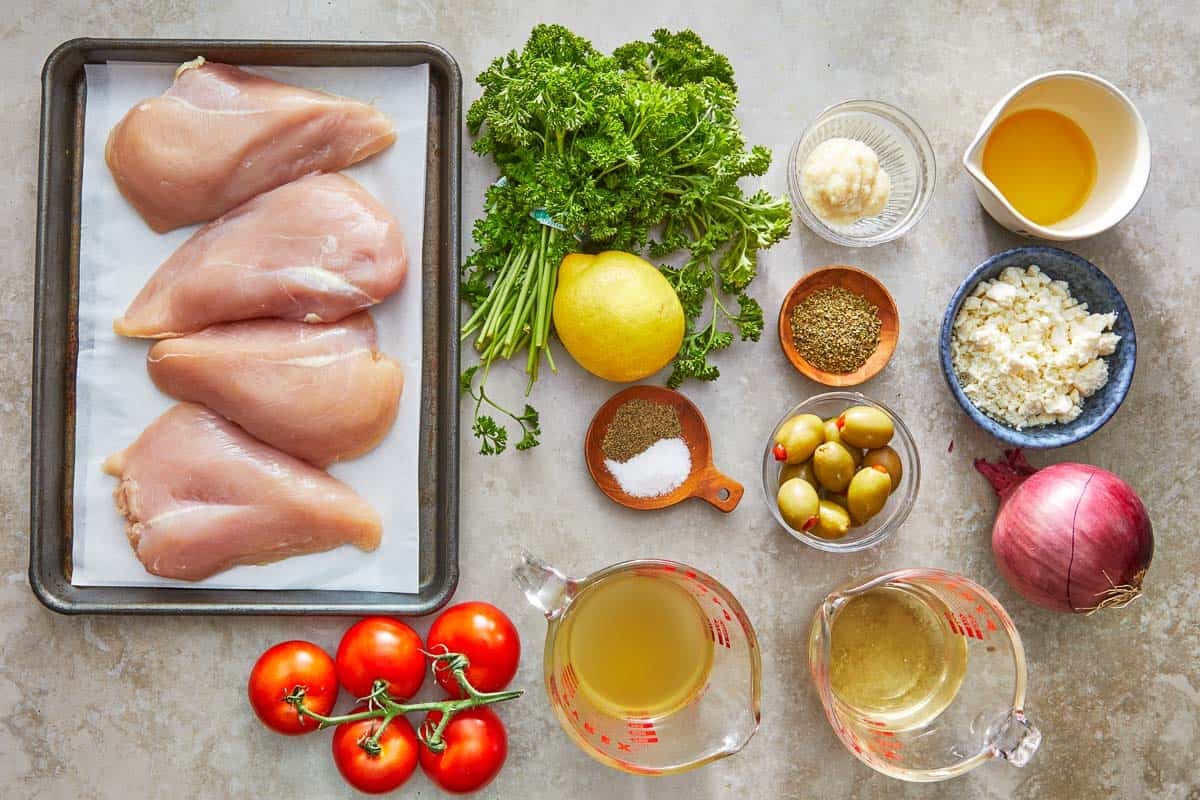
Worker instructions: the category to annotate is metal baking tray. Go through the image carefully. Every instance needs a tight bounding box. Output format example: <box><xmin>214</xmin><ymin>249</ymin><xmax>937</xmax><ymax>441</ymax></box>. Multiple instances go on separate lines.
<box><xmin>31</xmin><ymin>39</ymin><xmax>460</xmax><ymax>614</ymax></box>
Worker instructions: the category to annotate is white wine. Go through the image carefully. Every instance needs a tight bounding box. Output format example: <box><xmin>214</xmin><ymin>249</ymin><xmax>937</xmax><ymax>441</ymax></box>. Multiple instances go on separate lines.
<box><xmin>558</xmin><ymin>573</ymin><xmax>714</xmax><ymax>719</ymax></box>
<box><xmin>828</xmin><ymin>586</ymin><xmax>967</xmax><ymax>730</ymax></box>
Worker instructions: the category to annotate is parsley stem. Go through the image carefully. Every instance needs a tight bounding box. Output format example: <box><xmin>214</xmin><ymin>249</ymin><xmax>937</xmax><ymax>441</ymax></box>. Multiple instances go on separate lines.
<box><xmin>502</xmin><ymin>256</ymin><xmax>538</xmax><ymax>347</ymax></box>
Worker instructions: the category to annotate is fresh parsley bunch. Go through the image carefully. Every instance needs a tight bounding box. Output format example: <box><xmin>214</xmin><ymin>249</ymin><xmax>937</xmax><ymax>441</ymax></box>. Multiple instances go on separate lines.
<box><xmin>462</xmin><ymin>25</ymin><xmax>791</xmax><ymax>454</ymax></box>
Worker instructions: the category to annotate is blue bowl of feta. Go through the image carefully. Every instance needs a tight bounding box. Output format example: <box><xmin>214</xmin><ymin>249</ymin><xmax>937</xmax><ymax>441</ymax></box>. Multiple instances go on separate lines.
<box><xmin>939</xmin><ymin>246</ymin><xmax>1135</xmax><ymax>448</ymax></box>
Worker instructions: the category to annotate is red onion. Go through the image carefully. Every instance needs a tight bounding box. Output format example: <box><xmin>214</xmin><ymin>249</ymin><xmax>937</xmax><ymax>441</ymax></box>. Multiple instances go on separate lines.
<box><xmin>975</xmin><ymin>450</ymin><xmax>1153</xmax><ymax>614</ymax></box>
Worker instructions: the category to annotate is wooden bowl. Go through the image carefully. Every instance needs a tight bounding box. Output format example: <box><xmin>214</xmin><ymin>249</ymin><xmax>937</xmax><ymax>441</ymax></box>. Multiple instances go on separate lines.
<box><xmin>584</xmin><ymin>385</ymin><xmax>743</xmax><ymax>512</ymax></box>
<box><xmin>777</xmin><ymin>265</ymin><xmax>899</xmax><ymax>386</ymax></box>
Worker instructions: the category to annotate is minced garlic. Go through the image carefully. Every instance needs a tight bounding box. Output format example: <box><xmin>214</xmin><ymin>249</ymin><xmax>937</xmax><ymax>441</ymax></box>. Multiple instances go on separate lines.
<box><xmin>950</xmin><ymin>265</ymin><xmax>1120</xmax><ymax>429</ymax></box>
<box><xmin>800</xmin><ymin>138</ymin><xmax>891</xmax><ymax>225</ymax></box>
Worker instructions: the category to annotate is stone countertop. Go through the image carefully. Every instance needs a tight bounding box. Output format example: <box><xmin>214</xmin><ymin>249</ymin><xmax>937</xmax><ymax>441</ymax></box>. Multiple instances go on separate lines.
<box><xmin>1</xmin><ymin>2</ymin><xmax>1197</xmax><ymax>798</ymax></box>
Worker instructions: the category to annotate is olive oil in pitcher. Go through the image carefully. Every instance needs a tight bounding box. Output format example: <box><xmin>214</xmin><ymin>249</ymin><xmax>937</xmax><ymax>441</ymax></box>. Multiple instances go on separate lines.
<box><xmin>556</xmin><ymin>572</ymin><xmax>714</xmax><ymax>719</ymax></box>
<box><xmin>828</xmin><ymin>585</ymin><xmax>968</xmax><ymax>730</ymax></box>
<box><xmin>981</xmin><ymin>108</ymin><xmax>1097</xmax><ymax>226</ymax></box>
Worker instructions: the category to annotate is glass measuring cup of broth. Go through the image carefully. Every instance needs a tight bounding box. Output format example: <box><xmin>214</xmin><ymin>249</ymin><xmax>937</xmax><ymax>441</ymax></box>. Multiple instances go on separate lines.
<box><xmin>809</xmin><ymin>568</ymin><xmax>1041</xmax><ymax>782</ymax></box>
<box><xmin>514</xmin><ymin>552</ymin><xmax>762</xmax><ymax>774</ymax></box>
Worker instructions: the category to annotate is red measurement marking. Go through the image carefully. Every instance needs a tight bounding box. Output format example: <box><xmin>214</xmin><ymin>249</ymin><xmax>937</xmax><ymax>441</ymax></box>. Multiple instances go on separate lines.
<box><xmin>617</xmin><ymin>742</ymin><xmax>631</xmax><ymax>752</ymax></box>
<box><xmin>626</xmin><ymin>721</ymin><xmax>659</xmax><ymax>745</ymax></box>
<box><xmin>571</xmin><ymin>709</ymin><xmax>579</xmax><ymax>720</ymax></box>
<box><xmin>865</xmin><ymin>720</ymin><xmax>886</xmax><ymax>728</ymax></box>
<box><xmin>708</xmin><ymin>618</ymin><xmax>732</xmax><ymax>648</ymax></box>
<box><xmin>723</xmin><ymin>609</ymin><xmax>732</xmax><ymax>621</ymax></box>
<box><xmin>600</xmin><ymin>735</ymin><xmax>611</xmax><ymax>745</ymax></box>
<box><xmin>883</xmin><ymin>750</ymin><xmax>898</xmax><ymax>760</ymax></box>
<box><xmin>944</xmin><ymin>611</ymin><xmax>963</xmax><ymax>636</ymax></box>
<box><xmin>561</xmin><ymin>665</ymin><xmax>580</xmax><ymax>699</ymax></box>
<box><xmin>583</xmin><ymin>722</ymin><xmax>595</xmax><ymax>735</ymax></box>
<box><xmin>697</xmin><ymin>584</ymin><xmax>708</xmax><ymax>593</ymax></box>
<box><xmin>664</xmin><ymin>565</ymin><xmax>677</xmax><ymax>572</ymax></box>
<box><xmin>976</xmin><ymin>604</ymin><xmax>986</xmax><ymax>613</ymax></box>
<box><xmin>959</xmin><ymin>613</ymin><xmax>984</xmax><ymax>639</ymax></box>
<box><xmin>559</xmin><ymin>670</ymin><xmax>577</xmax><ymax>705</ymax></box>
<box><xmin>986</xmin><ymin>618</ymin><xmax>998</xmax><ymax>632</ymax></box>
<box><xmin>685</xmin><ymin>571</ymin><xmax>697</xmax><ymax>579</ymax></box>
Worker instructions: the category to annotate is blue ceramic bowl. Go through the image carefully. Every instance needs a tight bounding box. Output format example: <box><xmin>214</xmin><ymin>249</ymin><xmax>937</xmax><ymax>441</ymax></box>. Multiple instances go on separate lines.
<box><xmin>939</xmin><ymin>246</ymin><xmax>1136</xmax><ymax>448</ymax></box>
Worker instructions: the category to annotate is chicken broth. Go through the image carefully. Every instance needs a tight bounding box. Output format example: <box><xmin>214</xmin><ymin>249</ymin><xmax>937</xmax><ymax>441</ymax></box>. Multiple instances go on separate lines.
<box><xmin>556</xmin><ymin>573</ymin><xmax>714</xmax><ymax>719</ymax></box>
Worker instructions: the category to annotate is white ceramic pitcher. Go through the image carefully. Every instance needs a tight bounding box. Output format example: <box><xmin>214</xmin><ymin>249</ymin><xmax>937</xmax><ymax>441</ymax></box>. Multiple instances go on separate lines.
<box><xmin>962</xmin><ymin>71</ymin><xmax>1150</xmax><ymax>241</ymax></box>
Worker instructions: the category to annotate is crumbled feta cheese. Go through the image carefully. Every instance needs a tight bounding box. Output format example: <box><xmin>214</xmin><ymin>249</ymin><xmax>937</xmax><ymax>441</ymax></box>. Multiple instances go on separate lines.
<box><xmin>950</xmin><ymin>264</ymin><xmax>1121</xmax><ymax>429</ymax></box>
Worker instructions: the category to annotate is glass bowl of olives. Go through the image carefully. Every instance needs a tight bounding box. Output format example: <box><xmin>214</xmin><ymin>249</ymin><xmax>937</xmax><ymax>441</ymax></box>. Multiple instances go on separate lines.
<box><xmin>760</xmin><ymin>392</ymin><xmax>920</xmax><ymax>552</ymax></box>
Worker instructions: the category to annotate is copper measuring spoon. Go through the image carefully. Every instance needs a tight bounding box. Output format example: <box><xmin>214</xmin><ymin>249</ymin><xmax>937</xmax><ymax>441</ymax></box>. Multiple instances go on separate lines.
<box><xmin>584</xmin><ymin>385</ymin><xmax>743</xmax><ymax>512</ymax></box>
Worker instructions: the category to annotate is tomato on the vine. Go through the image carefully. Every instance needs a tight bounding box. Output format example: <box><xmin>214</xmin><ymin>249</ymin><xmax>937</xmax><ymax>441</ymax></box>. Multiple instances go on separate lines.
<box><xmin>427</xmin><ymin>602</ymin><xmax>520</xmax><ymax>697</ymax></box>
<box><xmin>331</xmin><ymin>708</ymin><xmax>419</xmax><ymax>795</ymax></box>
<box><xmin>419</xmin><ymin>707</ymin><xmax>508</xmax><ymax>794</ymax></box>
<box><xmin>336</xmin><ymin>617</ymin><xmax>426</xmax><ymax>699</ymax></box>
<box><xmin>247</xmin><ymin>640</ymin><xmax>337</xmax><ymax>735</ymax></box>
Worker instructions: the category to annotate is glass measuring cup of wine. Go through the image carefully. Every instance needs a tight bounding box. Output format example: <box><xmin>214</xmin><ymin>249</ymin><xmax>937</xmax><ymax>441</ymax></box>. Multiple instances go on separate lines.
<box><xmin>809</xmin><ymin>568</ymin><xmax>1041</xmax><ymax>782</ymax></box>
<box><xmin>514</xmin><ymin>552</ymin><xmax>762</xmax><ymax>774</ymax></box>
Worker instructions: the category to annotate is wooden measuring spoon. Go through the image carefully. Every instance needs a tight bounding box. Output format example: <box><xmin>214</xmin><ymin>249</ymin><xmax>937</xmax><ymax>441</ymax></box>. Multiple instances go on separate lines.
<box><xmin>584</xmin><ymin>385</ymin><xmax>743</xmax><ymax>512</ymax></box>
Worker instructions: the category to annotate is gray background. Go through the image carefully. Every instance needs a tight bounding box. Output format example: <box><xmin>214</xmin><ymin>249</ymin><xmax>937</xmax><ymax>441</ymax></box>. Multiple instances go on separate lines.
<box><xmin>1</xmin><ymin>1</ymin><xmax>1197</xmax><ymax>798</ymax></box>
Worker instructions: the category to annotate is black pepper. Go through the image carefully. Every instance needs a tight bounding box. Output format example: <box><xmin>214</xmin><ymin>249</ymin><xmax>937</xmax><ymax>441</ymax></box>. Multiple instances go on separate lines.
<box><xmin>601</xmin><ymin>399</ymin><xmax>682</xmax><ymax>462</ymax></box>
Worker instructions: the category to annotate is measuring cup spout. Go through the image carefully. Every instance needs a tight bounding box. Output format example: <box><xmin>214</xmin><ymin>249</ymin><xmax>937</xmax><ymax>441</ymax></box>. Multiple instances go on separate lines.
<box><xmin>987</xmin><ymin>710</ymin><xmax>1042</xmax><ymax>768</ymax></box>
<box><xmin>512</xmin><ymin>550</ymin><xmax>575</xmax><ymax>619</ymax></box>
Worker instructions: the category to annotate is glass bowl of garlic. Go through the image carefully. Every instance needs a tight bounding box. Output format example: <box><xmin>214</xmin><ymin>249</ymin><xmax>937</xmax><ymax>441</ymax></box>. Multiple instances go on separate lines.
<box><xmin>788</xmin><ymin>100</ymin><xmax>936</xmax><ymax>247</ymax></box>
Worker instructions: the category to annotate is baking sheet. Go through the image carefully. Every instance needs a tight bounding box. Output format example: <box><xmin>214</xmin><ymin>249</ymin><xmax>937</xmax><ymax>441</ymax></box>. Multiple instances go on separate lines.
<box><xmin>70</xmin><ymin>61</ymin><xmax>428</xmax><ymax>592</ymax></box>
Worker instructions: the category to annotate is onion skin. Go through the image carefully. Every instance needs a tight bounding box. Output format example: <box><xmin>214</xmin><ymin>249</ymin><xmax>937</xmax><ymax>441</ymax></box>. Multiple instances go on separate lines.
<box><xmin>978</xmin><ymin>451</ymin><xmax>1153</xmax><ymax>614</ymax></box>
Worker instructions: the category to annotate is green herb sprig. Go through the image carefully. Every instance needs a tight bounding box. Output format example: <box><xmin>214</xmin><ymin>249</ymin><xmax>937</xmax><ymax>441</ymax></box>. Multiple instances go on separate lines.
<box><xmin>461</xmin><ymin>26</ymin><xmax>791</xmax><ymax>453</ymax></box>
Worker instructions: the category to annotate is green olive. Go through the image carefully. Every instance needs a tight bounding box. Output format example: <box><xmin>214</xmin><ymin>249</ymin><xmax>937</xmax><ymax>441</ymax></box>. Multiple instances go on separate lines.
<box><xmin>812</xmin><ymin>500</ymin><xmax>851</xmax><ymax>540</ymax></box>
<box><xmin>777</xmin><ymin>477</ymin><xmax>820</xmax><ymax>532</ymax></box>
<box><xmin>823</xmin><ymin>418</ymin><xmax>864</xmax><ymax>466</ymax></box>
<box><xmin>837</xmin><ymin>406</ymin><xmax>895</xmax><ymax>449</ymax></box>
<box><xmin>812</xmin><ymin>442</ymin><xmax>856</xmax><ymax>493</ymax></box>
<box><xmin>779</xmin><ymin>460</ymin><xmax>816</xmax><ymax>488</ymax></box>
<box><xmin>847</xmin><ymin>466</ymin><xmax>893</xmax><ymax>525</ymax></box>
<box><xmin>773</xmin><ymin>414</ymin><xmax>824</xmax><ymax>464</ymax></box>
<box><xmin>862</xmin><ymin>446</ymin><xmax>903</xmax><ymax>492</ymax></box>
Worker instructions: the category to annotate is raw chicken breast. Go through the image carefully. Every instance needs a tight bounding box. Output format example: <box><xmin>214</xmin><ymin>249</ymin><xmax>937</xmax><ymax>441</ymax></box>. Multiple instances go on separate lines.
<box><xmin>147</xmin><ymin>312</ymin><xmax>403</xmax><ymax>467</ymax></box>
<box><xmin>114</xmin><ymin>172</ymin><xmax>407</xmax><ymax>338</ymax></box>
<box><xmin>106</xmin><ymin>59</ymin><xmax>396</xmax><ymax>232</ymax></box>
<box><xmin>103</xmin><ymin>403</ymin><xmax>381</xmax><ymax>581</ymax></box>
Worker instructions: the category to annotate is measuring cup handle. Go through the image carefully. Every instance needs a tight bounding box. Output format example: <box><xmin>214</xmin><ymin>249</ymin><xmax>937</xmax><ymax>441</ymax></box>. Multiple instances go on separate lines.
<box><xmin>990</xmin><ymin>709</ymin><xmax>1042</xmax><ymax>767</ymax></box>
<box><xmin>694</xmin><ymin>467</ymin><xmax>743</xmax><ymax>512</ymax></box>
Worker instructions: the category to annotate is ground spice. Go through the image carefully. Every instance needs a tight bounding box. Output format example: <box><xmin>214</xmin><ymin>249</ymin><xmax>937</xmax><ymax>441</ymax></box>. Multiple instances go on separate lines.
<box><xmin>790</xmin><ymin>286</ymin><xmax>881</xmax><ymax>373</ymax></box>
<box><xmin>601</xmin><ymin>399</ymin><xmax>682</xmax><ymax>462</ymax></box>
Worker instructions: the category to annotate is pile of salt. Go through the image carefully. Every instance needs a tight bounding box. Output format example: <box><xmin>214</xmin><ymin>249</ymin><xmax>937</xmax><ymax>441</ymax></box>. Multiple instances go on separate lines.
<box><xmin>604</xmin><ymin>437</ymin><xmax>691</xmax><ymax>498</ymax></box>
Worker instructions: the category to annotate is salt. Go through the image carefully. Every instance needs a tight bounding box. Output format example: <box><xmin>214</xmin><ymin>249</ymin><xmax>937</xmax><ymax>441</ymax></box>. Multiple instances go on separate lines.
<box><xmin>604</xmin><ymin>437</ymin><xmax>692</xmax><ymax>498</ymax></box>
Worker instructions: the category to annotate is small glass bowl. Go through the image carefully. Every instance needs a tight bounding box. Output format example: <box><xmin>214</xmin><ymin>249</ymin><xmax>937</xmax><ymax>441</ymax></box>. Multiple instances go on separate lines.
<box><xmin>760</xmin><ymin>391</ymin><xmax>920</xmax><ymax>552</ymax></box>
<box><xmin>788</xmin><ymin>100</ymin><xmax>936</xmax><ymax>247</ymax></box>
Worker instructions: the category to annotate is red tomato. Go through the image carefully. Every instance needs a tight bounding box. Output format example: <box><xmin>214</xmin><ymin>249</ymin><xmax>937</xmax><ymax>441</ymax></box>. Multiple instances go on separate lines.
<box><xmin>247</xmin><ymin>640</ymin><xmax>337</xmax><ymax>735</ymax></box>
<box><xmin>336</xmin><ymin>617</ymin><xmax>426</xmax><ymax>699</ymax></box>
<box><xmin>427</xmin><ymin>602</ymin><xmax>520</xmax><ymax>697</ymax></box>
<box><xmin>331</xmin><ymin>708</ymin><xmax>419</xmax><ymax>795</ymax></box>
<box><xmin>418</xmin><ymin>708</ymin><xmax>508</xmax><ymax>794</ymax></box>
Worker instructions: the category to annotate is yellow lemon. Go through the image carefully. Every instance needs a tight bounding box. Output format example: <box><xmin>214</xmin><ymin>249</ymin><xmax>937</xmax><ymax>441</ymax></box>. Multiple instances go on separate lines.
<box><xmin>552</xmin><ymin>251</ymin><xmax>685</xmax><ymax>382</ymax></box>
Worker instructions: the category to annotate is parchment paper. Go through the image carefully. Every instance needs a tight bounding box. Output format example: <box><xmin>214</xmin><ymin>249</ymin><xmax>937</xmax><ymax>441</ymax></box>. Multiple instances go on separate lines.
<box><xmin>71</xmin><ymin>62</ymin><xmax>429</xmax><ymax>592</ymax></box>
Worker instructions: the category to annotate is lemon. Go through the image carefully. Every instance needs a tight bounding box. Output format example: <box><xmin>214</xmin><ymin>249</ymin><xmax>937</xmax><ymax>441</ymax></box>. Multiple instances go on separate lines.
<box><xmin>552</xmin><ymin>251</ymin><xmax>685</xmax><ymax>382</ymax></box>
